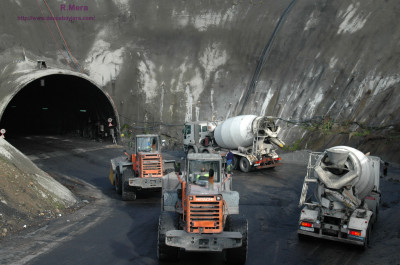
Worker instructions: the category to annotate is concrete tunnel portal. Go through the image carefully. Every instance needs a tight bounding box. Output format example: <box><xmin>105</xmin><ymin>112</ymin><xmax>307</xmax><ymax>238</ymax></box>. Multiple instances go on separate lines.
<box><xmin>0</xmin><ymin>73</ymin><xmax>119</xmax><ymax>139</ymax></box>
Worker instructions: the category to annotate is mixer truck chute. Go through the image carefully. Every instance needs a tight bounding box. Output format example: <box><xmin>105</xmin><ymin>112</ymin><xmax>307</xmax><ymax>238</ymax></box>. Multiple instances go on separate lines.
<box><xmin>183</xmin><ymin>115</ymin><xmax>285</xmax><ymax>172</ymax></box>
<box><xmin>297</xmin><ymin>146</ymin><xmax>383</xmax><ymax>248</ymax></box>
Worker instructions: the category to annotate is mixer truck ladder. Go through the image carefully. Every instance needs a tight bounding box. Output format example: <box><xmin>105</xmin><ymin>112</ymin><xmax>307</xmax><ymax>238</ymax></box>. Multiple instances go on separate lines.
<box><xmin>252</xmin><ymin>129</ymin><xmax>261</xmax><ymax>157</ymax></box>
<box><xmin>298</xmin><ymin>152</ymin><xmax>322</xmax><ymax>207</ymax></box>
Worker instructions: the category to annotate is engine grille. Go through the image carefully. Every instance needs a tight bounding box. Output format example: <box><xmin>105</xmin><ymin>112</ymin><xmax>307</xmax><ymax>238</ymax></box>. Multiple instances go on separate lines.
<box><xmin>187</xmin><ymin>196</ymin><xmax>223</xmax><ymax>234</ymax></box>
<box><xmin>141</xmin><ymin>154</ymin><xmax>162</xmax><ymax>177</ymax></box>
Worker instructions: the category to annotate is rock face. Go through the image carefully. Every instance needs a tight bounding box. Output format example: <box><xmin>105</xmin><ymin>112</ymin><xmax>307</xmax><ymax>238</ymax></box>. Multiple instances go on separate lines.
<box><xmin>0</xmin><ymin>0</ymin><xmax>399</xmax><ymax>161</ymax></box>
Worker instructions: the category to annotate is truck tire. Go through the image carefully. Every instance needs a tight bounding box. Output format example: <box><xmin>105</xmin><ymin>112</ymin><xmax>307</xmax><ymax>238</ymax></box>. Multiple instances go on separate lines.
<box><xmin>363</xmin><ymin>224</ymin><xmax>371</xmax><ymax>249</ymax></box>
<box><xmin>297</xmin><ymin>233</ymin><xmax>310</xmax><ymax>241</ymax></box>
<box><xmin>232</xmin><ymin>155</ymin><xmax>239</xmax><ymax>170</ymax></box>
<box><xmin>239</xmin><ymin>157</ymin><xmax>250</xmax><ymax>173</ymax></box>
<box><xmin>224</xmin><ymin>214</ymin><xmax>248</xmax><ymax>265</ymax></box>
<box><xmin>122</xmin><ymin>169</ymin><xmax>136</xmax><ymax>201</ymax></box>
<box><xmin>115</xmin><ymin>168</ymin><xmax>122</xmax><ymax>195</ymax></box>
<box><xmin>158</xmin><ymin>212</ymin><xmax>180</xmax><ymax>261</ymax></box>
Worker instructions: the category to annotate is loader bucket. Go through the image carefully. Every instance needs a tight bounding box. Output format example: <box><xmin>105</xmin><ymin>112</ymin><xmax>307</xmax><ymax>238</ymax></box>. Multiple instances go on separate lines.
<box><xmin>109</xmin><ymin>166</ymin><xmax>115</xmax><ymax>185</ymax></box>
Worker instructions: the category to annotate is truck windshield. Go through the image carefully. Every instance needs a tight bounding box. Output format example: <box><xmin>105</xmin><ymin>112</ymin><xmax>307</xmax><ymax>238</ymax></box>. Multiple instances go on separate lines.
<box><xmin>184</xmin><ymin>125</ymin><xmax>191</xmax><ymax>135</ymax></box>
<box><xmin>187</xmin><ymin>160</ymin><xmax>220</xmax><ymax>185</ymax></box>
<box><xmin>136</xmin><ymin>136</ymin><xmax>158</xmax><ymax>152</ymax></box>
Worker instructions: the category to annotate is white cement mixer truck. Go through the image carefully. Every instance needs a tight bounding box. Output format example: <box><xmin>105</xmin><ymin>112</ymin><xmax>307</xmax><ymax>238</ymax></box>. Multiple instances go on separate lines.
<box><xmin>298</xmin><ymin>146</ymin><xmax>383</xmax><ymax>248</ymax></box>
<box><xmin>183</xmin><ymin>115</ymin><xmax>285</xmax><ymax>172</ymax></box>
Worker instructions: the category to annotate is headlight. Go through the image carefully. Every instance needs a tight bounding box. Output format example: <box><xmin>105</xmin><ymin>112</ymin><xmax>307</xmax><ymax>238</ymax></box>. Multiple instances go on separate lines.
<box><xmin>216</xmin><ymin>196</ymin><xmax>221</xmax><ymax>201</ymax></box>
<box><xmin>189</xmin><ymin>196</ymin><xmax>193</xmax><ymax>200</ymax></box>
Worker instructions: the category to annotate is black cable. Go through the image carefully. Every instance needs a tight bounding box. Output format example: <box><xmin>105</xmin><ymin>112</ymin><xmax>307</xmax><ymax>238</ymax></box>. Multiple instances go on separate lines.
<box><xmin>239</xmin><ymin>0</ymin><xmax>298</xmax><ymax>115</ymax></box>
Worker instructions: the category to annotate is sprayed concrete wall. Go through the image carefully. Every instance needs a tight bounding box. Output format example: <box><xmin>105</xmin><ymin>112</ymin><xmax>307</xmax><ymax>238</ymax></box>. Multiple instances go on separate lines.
<box><xmin>0</xmin><ymin>0</ymin><xmax>399</xmax><ymax>161</ymax></box>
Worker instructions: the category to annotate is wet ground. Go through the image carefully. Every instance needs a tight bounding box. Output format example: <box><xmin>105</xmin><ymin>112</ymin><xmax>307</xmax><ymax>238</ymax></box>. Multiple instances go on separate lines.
<box><xmin>0</xmin><ymin>135</ymin><xmax>399</xmax><ymax>265</ymax></box>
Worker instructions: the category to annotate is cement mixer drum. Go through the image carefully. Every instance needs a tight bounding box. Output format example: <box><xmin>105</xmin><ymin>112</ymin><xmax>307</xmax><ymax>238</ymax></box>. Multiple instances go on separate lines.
<box><xmin>314</xmin><ymin>146</ymin><xmax>379</xmax><ymax>201</ymax></box>
<box><xmin>214</xmin><ymin>115</ymin><xmax>257</xmax><ymax>149</ymax></box>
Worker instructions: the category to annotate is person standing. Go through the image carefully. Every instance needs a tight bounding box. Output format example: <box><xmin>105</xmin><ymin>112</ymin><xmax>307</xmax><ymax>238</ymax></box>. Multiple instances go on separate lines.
<box><xmin>151</xmin><ymin>138</ymin><xmax>157</xmax><ymax>152</ymax></box>
<box><xmin>208</xmin><ymin>168</ymin><xmax>214</xmax><ymax>191</ymax></box>
<box><xmin>110</xmin><ymin>127</ymin><xmax>116</xmax><ymax>144</ymax></box>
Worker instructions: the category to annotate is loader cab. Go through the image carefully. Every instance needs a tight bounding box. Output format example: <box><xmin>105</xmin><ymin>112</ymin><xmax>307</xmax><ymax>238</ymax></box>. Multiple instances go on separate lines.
<box><xmin>185</xmin><ymin>153</ymin><xmax>226</xmax><ymax>194</ymax></box>
<box><xmin>135</xmin><ymin>134</ymin><xmax>160</xmax><ymax>154</ymax></box>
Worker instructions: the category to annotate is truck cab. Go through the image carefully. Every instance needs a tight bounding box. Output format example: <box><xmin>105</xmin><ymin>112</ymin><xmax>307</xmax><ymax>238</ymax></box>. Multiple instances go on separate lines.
<box><xmin>183</xmin><ymin>121</ymin><xmax>210</xmax><ymax>150</ymax></box>
<box><xmin>159</xmin><ymin>153</ymin><xmax>247</xmax><ymax>263</ymax></box>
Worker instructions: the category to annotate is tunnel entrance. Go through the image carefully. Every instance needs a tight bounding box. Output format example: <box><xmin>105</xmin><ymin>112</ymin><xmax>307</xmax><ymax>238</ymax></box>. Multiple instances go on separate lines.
<box><xmin>0</xmin><ymin>74</ymin><xmax>118</xmax><ymax>140</ymax></box>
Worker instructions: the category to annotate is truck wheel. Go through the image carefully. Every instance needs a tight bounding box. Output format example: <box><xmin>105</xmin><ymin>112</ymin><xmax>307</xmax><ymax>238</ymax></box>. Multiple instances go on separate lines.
<box><xmin>224</xmin><ymin>214</ymin><xmax>248</xmax><ymax>265</ymax></box>
<box><xmin>122</xmin><ymin>169</ymin><xmax>136</xmax><ymax>201</ymax></box>
<box><xmin>188</xmin><ymin>148</ymin><xmax>195</xmax><ymax>154</ymax></box>
<box><xmin>297</xmin><ymin>233</ymin><xmax>309</xmax><ymax>241</ymax></box>
<box><xmin>115</xmin><ymin>168</ymin><xmax>122</xmax><ymax>195</ymax></box>
<box><xmin>371</xmin><ymin>206</ymin><xmax>379</xmax><ymax>230</ymax></box>
<box><xmin>232</xmin><ymin>155</ymin><xmax>239</xmax><ymax>170</ymax></box>
<box><xmin>239</xmin><ymin>157</ymin><xmax>250</xmax><ymax>173</ymax></box>
<box><xmin>158</xmin><ymin>212</ymin><xmax>180</xmax><ymax>261</ymax></box>
<box><xmin>363</xmin><ymin>225</ymin><xmax>371</xmax><ymax>249</ymax></box>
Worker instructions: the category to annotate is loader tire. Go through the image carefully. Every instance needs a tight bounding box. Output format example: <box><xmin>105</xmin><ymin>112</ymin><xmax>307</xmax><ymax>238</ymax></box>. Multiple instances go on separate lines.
<box><xmin>164</xmin><ymin>168</ymin><xmax>175</xmax><ymax>175</ymax></box>
<box><xmin>115</xmin><ymin>168</ymin><xmax>122</xmax><ymax>195</ymax></box>
<box><xmin>239</xmin><ymin>157</ymin><xmax>250</xmax><ymax>173</ymax></box>
<box><xmin>224</xmin><ymin>214</ymin><xmax>248</xmax><ymax>265</ymax></box>
<box><xmin>122</xmin><ymin>169</ymin><xmax>136</xmax><ymax>201</ymax></box>
<box><xmin>158</xmin><ymin>212</ymin><xmax>180</xmax><ymax>261</ymax></box>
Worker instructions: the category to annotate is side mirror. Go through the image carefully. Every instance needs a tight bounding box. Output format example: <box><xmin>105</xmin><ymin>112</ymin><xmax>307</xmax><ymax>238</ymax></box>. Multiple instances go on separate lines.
<box><xmin>174</xmin><ymin>162</ymin><xmax>181</xmax><ymax>173</ymax></box>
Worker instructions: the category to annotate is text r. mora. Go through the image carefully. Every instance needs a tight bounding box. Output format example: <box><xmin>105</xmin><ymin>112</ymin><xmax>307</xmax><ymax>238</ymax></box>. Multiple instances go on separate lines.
<box><xmin>60</xmin><ymin>4</ymin><xmax>89</xmax><ymax>11</ymax></box>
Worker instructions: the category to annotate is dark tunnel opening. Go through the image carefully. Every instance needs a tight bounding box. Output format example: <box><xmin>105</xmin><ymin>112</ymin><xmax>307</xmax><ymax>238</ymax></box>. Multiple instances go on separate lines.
<box><xmin>0</xmin><ymin>74</ymin><xmax>118</xmax><ymax>140</ymax></box>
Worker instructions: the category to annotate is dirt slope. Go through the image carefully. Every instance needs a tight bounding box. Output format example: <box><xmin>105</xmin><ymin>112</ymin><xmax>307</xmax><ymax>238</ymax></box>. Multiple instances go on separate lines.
<box><xmin>0</xmin><ymin>138</ymin><xmax>77</xmax><ymax>239</ymax></box>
